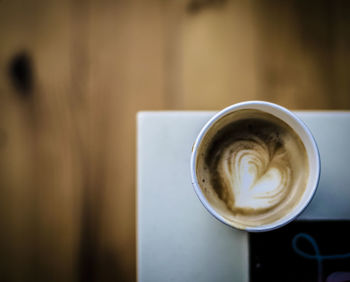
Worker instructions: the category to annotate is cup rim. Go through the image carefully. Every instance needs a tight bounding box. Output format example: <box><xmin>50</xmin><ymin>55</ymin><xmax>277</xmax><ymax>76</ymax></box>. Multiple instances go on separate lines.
<box><xmin>190</xmin><ymin>100</ymin><xmax>321</xmax><ymax>232</ymax></box>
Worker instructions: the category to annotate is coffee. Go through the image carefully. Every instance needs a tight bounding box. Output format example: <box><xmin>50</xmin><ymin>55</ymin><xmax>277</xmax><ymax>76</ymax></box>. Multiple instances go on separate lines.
<box><xmin>196</xmin><ymin>109</ymin><xmax>309</xmax><ymax>229</ymax></box>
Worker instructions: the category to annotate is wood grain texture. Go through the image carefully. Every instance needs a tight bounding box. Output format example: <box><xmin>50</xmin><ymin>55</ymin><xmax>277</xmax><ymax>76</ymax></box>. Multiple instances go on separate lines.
<box><xmin>182</xmin><ymin>0</ymin><xmax>260</xmax><ymax>109</ymax></box>
<box><xmin>0</xmin><ymin>1</ymin><xmax>79</xmax><ymax>281</ymax></box>
<box><xmin>0</xmin><ymin>0</ymin><xmax>349</xmax><ymax>281</ymax></box>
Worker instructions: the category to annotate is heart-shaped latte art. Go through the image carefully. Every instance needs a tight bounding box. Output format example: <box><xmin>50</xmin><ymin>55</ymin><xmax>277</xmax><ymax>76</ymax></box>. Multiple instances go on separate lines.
<box><xmin>217</xmin><ymin>137</ymin><xmax>291</xmax><ymax>212</ymax></box>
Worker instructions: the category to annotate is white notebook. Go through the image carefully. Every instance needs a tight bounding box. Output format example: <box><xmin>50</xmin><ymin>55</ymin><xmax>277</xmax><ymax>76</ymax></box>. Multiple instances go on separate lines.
<box><xmin>137</xmin><ymin>111</ymin><xmax>350</xmax><ymax>282</ymax></box>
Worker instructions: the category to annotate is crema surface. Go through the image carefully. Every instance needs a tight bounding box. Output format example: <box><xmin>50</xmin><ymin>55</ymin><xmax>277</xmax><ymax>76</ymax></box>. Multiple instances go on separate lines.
<box><xmin>196</xmin><ymin>110</ymin><xmax>308</xmax><ymax>228</ymax></box>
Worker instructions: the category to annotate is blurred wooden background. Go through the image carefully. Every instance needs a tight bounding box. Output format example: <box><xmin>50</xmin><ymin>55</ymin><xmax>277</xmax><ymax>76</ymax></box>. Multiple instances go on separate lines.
<box><xmin>0</xmin><ymin>0</ymin><xmax>349</xmax><ymax>281</ymax></box>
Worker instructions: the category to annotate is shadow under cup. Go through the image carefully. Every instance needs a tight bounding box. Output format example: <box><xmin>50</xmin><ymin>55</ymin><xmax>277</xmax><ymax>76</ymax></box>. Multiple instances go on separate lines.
<box><xmin>191</xmin><ymin>101</ymin><xmax>320</xmax><ymax>232</ymax></box>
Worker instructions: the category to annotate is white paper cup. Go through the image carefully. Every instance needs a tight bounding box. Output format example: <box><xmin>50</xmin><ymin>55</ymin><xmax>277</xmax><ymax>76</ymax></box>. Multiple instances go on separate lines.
<box><xmin>191</xmin><ymin>101</ymin><xmax>320</xmax><ymax>232</ymax></box>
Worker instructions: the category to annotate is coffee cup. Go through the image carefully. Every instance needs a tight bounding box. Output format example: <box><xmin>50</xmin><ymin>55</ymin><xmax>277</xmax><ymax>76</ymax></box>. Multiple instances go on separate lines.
<box><xmin>190</xmin><ymin>101</ymin><xmax>320</xmax><ymax>232</ymax></box>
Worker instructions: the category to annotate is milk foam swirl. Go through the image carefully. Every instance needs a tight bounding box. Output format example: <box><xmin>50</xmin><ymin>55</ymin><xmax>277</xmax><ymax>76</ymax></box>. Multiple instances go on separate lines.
<box><xmin>217</xmin><ymin>137</ymin><xmax>291</xmax><ymax>213</ymax></box>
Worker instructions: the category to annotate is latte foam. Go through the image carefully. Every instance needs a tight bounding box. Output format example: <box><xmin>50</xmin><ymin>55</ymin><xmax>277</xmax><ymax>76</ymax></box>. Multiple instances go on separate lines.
<box><xmin>217</xmin><ymin>136</ymin><xmax>291</xmax><ymax>212</ymax></box>
<box><xmin>196</xmin><ymin>110</ymin><xmax>308</xmax><ymax>228</ymax></box>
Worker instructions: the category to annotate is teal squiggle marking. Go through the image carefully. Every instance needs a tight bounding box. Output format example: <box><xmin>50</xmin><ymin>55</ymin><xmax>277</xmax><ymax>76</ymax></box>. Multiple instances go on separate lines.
<box><xmin>292</xmin><ymin>233</ymin><xmax>350</xmax><ymax>282</ymax></box>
